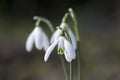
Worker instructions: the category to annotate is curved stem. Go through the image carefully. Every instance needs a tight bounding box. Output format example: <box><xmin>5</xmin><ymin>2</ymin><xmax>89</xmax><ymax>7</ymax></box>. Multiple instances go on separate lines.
<box><xmin>68</xmin><ymin>8</ymin><xmax>80</xmax><ymax>80</ymax></box>
<box><xmin>62</xmin><ymin>13</ymin><xmax>69</xmax><ymax>23</ymax></box>
<box><xmin>33</xmin><ymin>16</ymin><xmax>41</xmax><ymax>27</ymax></box>
<box><xmin>33</xmin><ymin>16</ymin><xmax>54</xmax><ymax>33</ymax></box>
<box><xmin>40</xmin><ymin>17</ymin><xmax>54</xmax><ymax>33</ymax></box>
<box><xmin>68</xmin><ymin>8</ymin><xmax>80</xmax><ymax>42</ymax></box>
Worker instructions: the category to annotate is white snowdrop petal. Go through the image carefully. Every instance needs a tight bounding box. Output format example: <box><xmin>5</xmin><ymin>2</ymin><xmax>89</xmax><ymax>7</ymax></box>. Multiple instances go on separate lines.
<box><xmin>44</xmin><ymin>40</ymin><xmax>58</xmax><ymax>62</ymax></box>
<box><xmin>64</xmin><ymin>39</ymin><xmax>73</xmax><ymax>61</ymax></box>
<box><xmin>58</xmin><ymin>37</ymin><xmax>64</xmax><ymax>49</ymax></box>
<box><xmin>68</xmin><ymin>29</ymin><xmax>77</xmax><ymax>50</ymax></box>
<box><xmin>58</xmin><ymin>37</ymin><xmax>64</xmax><ymax>54</ymax></box>
<box><xmin>34</xmin><ymin>27</ymin><xmax>43</xmax><ymax>50</ymax></box>
<box><xmin>25</xmin><ymin>29</ymin><xmax>35</xmax><ymax>52</ymax></box>
<box><xmin>60</xmin><ymin>22</ymin><xmax>77</xmax><ymax>49</ymax></box>
<box><xmin>64</xmin><ymin>38</ymin><xmax>76</xmax><ymax>61</ymax></box>
<box><xmin>64</xmin><ymin>51</ymin><xmax>72</xmax><ymax>62</ymax></box>
<box><xmin>50</xmin><ymin>29</ymin><xmax>61</xmax><ymax>43</ymax></box>
<box><xmin>42</xmin><ymin>31</ymin><xmax>49</xmax><ymax>51</ymax></box>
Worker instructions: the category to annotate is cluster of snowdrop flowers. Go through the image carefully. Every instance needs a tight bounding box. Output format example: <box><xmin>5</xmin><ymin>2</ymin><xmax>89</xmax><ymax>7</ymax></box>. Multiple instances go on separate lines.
<box><xmin>25</xmin><ymin>8</ymin><xmax>80</xmax><ymax>80</ymax></box>
<box><xmin>44</xmin><ymin>22</ymin><xmax>77</xmax><ymax>62</ymax></box>
<box><xmin>25</xmin><ymin>16</ymin><xmax>49</xmax><ymax>52</ymax></box>
<box><xmin>25</xmin><ymin>16</ymin><xmax>77</xmax><ymax>62</ymax></box>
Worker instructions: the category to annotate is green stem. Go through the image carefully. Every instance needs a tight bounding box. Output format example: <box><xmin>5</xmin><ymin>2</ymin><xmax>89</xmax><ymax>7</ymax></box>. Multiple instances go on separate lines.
<box><xmin>60</xmin><ymin>56</ymin><xmax>69</xmax><ymax>80</ymax></box>
<box><xmin>70</xmin><ymin>62</ymin><xmax>73</xmax><ymax>80</ymax></box>
<box><xmin>62</xmin><ymin>13</ymin><xmax>69</xmax><ymax>23</ymax></box>
<box><xmin>68</xmin><ymin>8</ymin><xmax>80</xmax><ymax>80</ymax></box>
<box><xmin>40</xmin><ymin>17</ymin><xmax>54</xmax><ymax>33</ymax></box>
<box><xmin>34</xmin><ymin>16</ymin><xmax>41</xmax><ymax>27</ymax></box>
<box><xmin>68</xmin><ymin>8</ymin><xmax>80</xmax><ymax>41</ymax></box>
<box><xmin>77</xmin><ymin>42</ymin><xmax>80</xmax><ymax>80</ymax></box>
<box><xmin>34</xmin><ymin>16</ymin><xmax>54</xmax><ymax>33</ymax></box>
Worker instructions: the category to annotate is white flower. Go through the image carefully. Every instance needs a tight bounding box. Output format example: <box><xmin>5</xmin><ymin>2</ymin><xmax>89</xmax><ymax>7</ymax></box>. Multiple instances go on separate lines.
<box><xmin>26</xmin><ymin>27</ymin><xmax>49</xmax><ymax>52</ymax></box>
<box><xmin>51</xmin><ymin>22</ymin><xmax>77</xmax><ymax>49</ymax></box>
<box><xmin>44</xmin><ymin>36</ymin><xmax>76</xmax><ymax>62</ymax></box>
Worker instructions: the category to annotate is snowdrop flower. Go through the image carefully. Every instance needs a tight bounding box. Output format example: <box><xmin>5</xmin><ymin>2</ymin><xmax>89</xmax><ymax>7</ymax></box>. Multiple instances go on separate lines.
<box><xmin>51</xmin><ymin>22</ymin><xmax>77</xmax><ymax>49</ymax></box>
<box><xmin>44</xmin><ymin>27</ymin><xmax>76</xmax><ymax>62</ymax></box>
<box><xmin>26</xmin><ymin>26</ymin><xmax>49</xmax><ymax>52</ymax></box>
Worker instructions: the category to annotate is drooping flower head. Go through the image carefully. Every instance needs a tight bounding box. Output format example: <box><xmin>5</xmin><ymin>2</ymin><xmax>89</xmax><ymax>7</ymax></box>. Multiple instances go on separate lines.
<box><xmin>51</xmin><ymin>22</ymin><xmax>77</xmax><ymax>50</ymax></box>
<box><xmin>25</xmin><ymin>16</ymin><xmax>49</xmax><ymax>52</ymax></box>
<box><xmin>44</xmin><ymin>25</ymin><xmax>76</xmax><ymax>62</ymax></box>
<box><xmin>26</xmin><ymin>26</ymin><xmax>49</xmax><ymax>52</ymax></box>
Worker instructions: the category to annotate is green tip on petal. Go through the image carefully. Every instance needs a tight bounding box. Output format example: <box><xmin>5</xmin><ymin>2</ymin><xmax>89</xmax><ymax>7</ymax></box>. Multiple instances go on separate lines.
<box><xmin>58</xmin><ymin>48</ymin><xmax>64</xmax><ymax>54</ymax></box>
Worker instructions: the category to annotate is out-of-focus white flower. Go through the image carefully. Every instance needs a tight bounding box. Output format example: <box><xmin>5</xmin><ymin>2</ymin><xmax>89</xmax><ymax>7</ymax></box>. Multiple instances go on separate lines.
<box><xmin>44</xmin><ymin>36</ymin><xmax>76</xmax><ymax>62</ymax></box>
<box><xmin>51</xmin><ymin>22</ymin><xmax>77</xmax><ymax>49</ymax></box>
<box><xmin>26</xmin><ymin>27</ymin><xmax>49</xmax><ymax>52</ymax></box>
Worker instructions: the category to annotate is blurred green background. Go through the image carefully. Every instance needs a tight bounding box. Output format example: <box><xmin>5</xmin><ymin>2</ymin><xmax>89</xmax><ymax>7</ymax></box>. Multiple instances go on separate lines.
<box><xmin>0</xmin><ymin>0</ymin><xmax>120</xmax><ymax>80</ymax></box>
